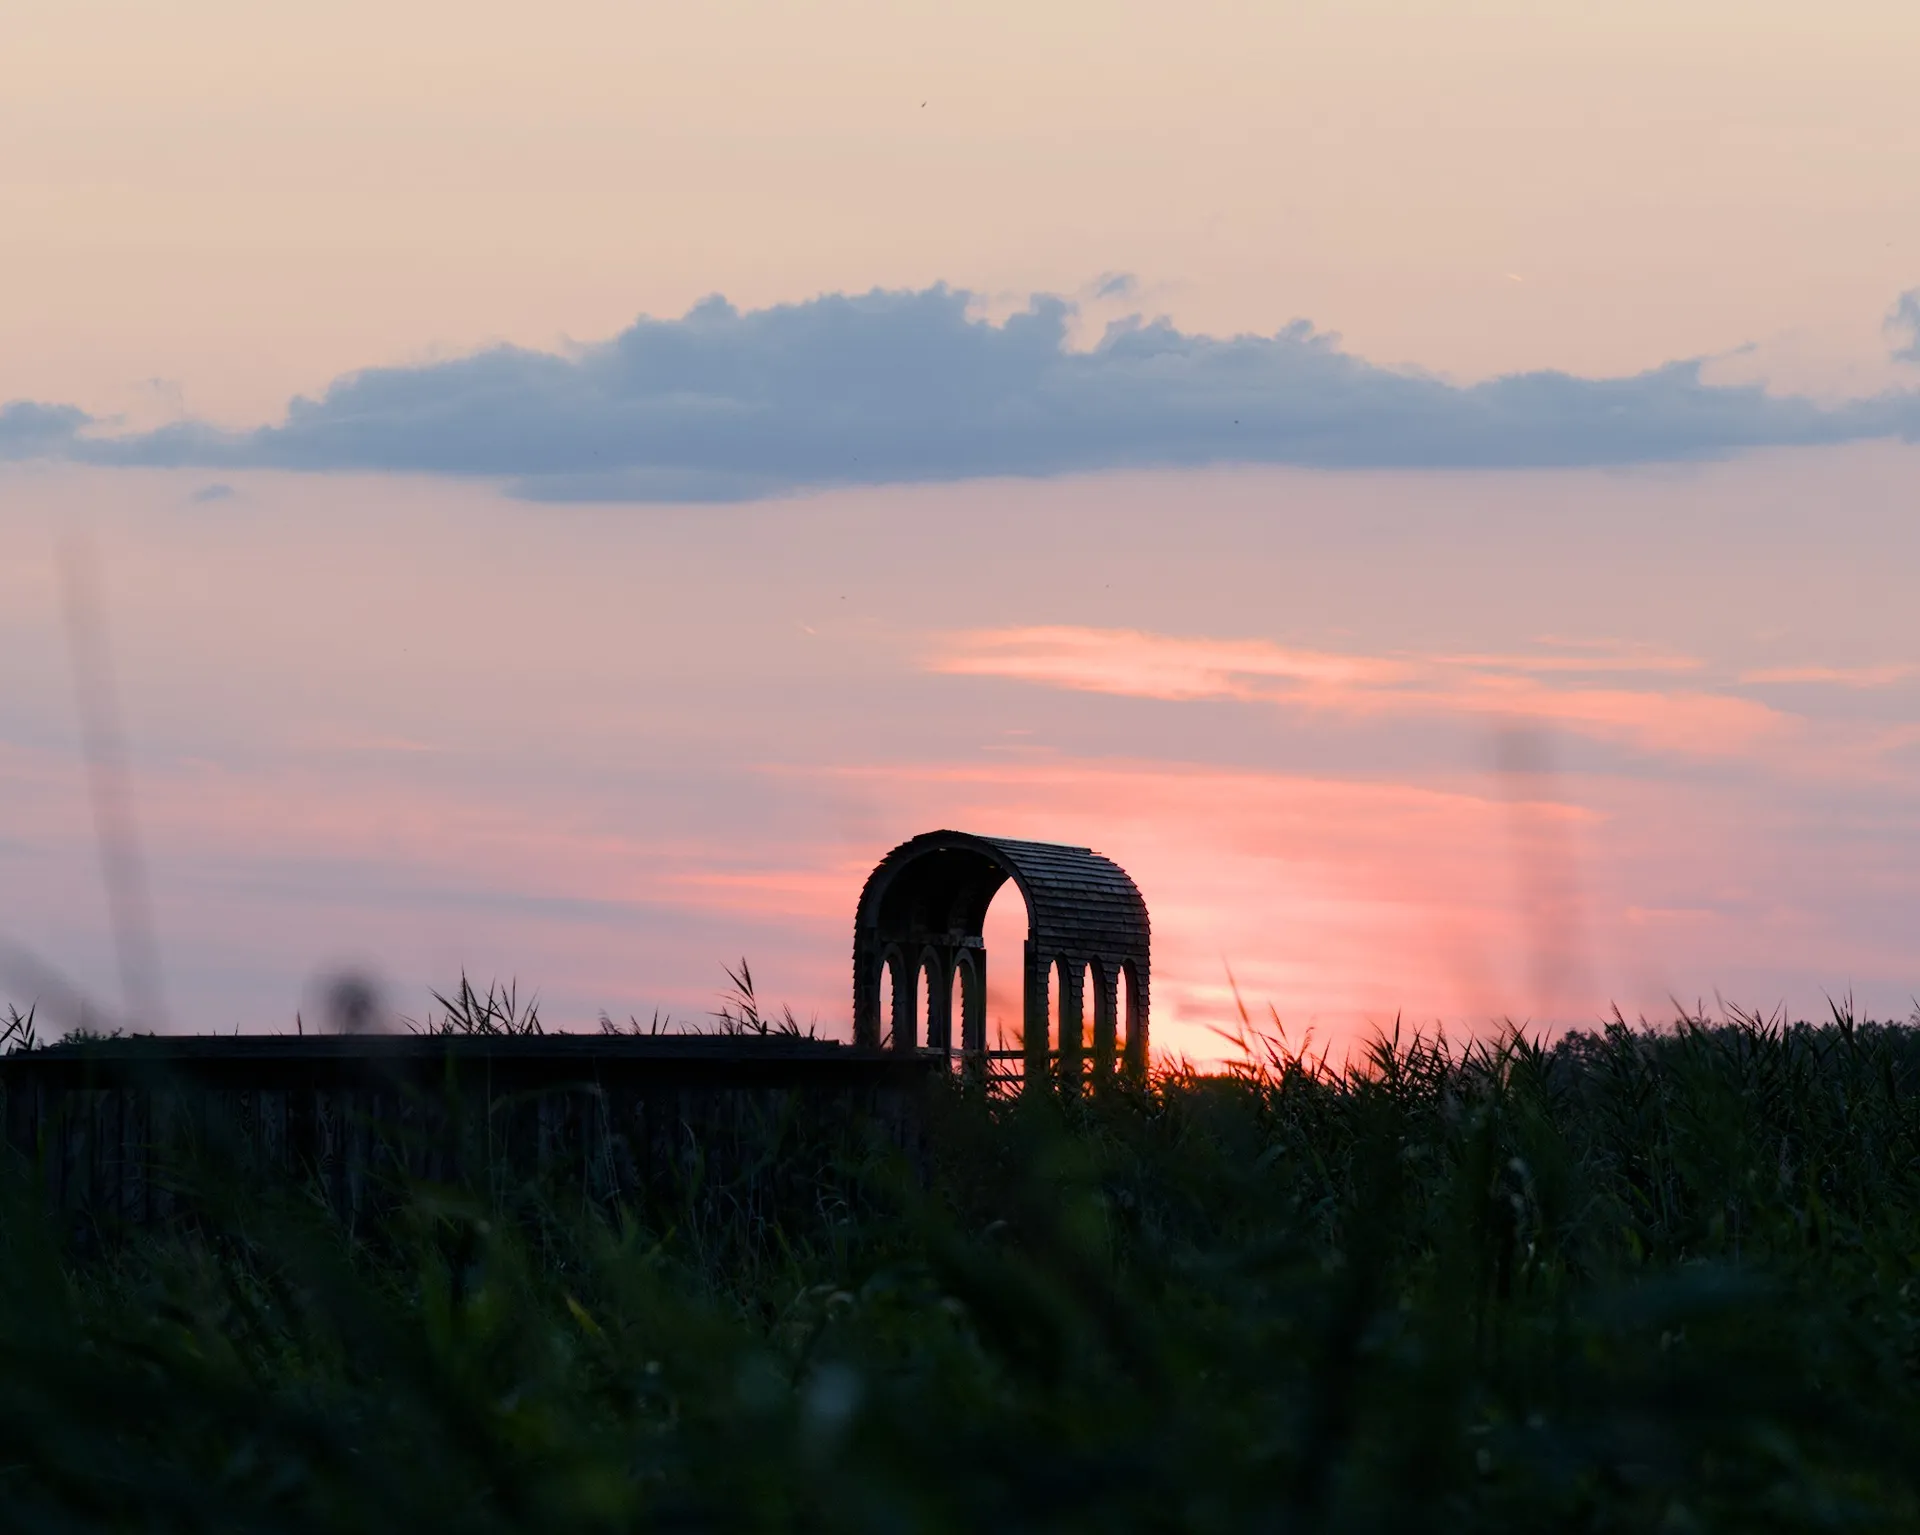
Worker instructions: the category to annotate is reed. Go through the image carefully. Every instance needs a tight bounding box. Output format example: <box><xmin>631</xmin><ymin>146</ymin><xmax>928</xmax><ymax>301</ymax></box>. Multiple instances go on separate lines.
<box><xmin>3</xmin><ymin>1001</ymin><xmax>1919</xmax><ymax>1530</ymax></box>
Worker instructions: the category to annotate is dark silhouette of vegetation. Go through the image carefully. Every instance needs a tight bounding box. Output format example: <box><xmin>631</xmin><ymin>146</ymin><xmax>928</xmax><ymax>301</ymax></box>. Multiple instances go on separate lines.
<box><xmin>407</xmin><ymin>974</ymin><xmax>546</xmax><ymax>1037</ymax></box>
<box><xmin>4</xmin><ymin>1002</ymin><xmax>1920</xmax><ymax>1529</ymax></box>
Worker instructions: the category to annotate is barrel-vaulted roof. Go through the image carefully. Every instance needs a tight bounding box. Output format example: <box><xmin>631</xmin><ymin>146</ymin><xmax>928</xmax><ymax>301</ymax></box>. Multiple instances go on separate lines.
<box><xmin>854</xmin><ymin>829</ymin><xmax>1149</xmax><ymax>963</ymax></box>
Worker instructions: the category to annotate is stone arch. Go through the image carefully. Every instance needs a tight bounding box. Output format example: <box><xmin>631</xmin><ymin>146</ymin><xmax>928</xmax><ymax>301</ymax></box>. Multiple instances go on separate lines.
<box><xmin>852</xmin><ymin>830</ymin><xmax>1150</xmax><ymax>1081</ymax></box>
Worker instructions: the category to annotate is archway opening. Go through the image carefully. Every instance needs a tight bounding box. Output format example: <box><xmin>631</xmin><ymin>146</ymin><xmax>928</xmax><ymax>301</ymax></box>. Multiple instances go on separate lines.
<box><xmin>1120</xmin><ymin>961</ymin><xmax>1141</xmax><ymax>1068</ymax></box>
<box><xmin>981</xmin><ymin>878</ymin><xmax>1027</xmax><ymax>1053</ymax></box>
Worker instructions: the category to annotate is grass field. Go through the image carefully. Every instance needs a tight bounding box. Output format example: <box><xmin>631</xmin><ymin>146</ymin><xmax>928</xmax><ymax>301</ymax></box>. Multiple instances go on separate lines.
<box><xmin>3</xmin><ymin>1004</ymin><xmax>1919</xmax><ymax>1531</ymax></box>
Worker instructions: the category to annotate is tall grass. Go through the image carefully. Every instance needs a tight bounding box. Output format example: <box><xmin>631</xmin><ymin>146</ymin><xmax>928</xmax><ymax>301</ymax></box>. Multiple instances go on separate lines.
<box><xmin>3</xmin><ymin>1006</ymin><xmax>1919</xmax><ymax>1530</ymax></box>
<box><xmin>407</xmin><ymin>974</ymin><xmax>546</xmax><ymax>1037</ymax></box>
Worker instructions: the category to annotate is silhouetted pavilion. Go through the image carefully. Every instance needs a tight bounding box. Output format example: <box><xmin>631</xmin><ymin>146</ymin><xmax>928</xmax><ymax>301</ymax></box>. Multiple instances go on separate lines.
<box><xmin>852</xmin><ymin>830</ymin><xmax>1150</xmax><ymax>1081</ymax></box>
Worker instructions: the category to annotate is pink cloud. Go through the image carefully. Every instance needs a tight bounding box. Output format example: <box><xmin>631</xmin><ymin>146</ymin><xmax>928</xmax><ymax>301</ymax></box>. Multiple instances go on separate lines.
<box><xmin>1740</xmin><ymin>663</ymin><xmax>1916</xmax><ymax>687</ymax></box>
<box><xmin>931</xmin><ymin>626</ymin><xmax>1415</xmax><ymax>701</ymax></box>
<box><xmin>932</xmin><ymin>625</ymin><xmax>1789</xmax><ymax>758</ymax></box>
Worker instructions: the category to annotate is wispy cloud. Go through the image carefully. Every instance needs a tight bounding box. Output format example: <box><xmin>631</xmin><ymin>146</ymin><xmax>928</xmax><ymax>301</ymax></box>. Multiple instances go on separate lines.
<box><xmin>1740</xmin><ymin>663</ymin><xmax>1917</xmax><ymax>688</ymax></box>
<box><xmin>938</xmin><ymin>627</ymin><xmax>1416</xmax><ymax>701</ymax></box>
<box><xmin>1431</xmin><ymin>644</ymin><xmax>1702</xmax><ymax>676</ymax></box>
<box><xmin>4</xmin><ymin>285</ymin><xmax>1919</xmax><ymax>502</ymax></box>
<box><xmin>932</xmin><ymin>626</ymin><xmax>1787</xmax><ymax>759</ymax></box>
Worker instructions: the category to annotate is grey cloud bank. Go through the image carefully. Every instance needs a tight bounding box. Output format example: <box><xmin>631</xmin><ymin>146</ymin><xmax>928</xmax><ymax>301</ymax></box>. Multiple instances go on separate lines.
<box><xmin>0</xmin><ymin>402</ymin><xmax>91</xmax><ymax>457</ymax></box>
<box><xmin>7</xmin><ymin>285</ymin><xmax>1920</xmax><ymax>502</ymax></box>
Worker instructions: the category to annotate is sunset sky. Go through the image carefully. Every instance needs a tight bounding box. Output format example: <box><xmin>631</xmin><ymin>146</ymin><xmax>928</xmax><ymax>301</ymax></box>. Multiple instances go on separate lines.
<box><xmin>4</xmin><ymin>1</ymin><xmax>1920</xmax><ymax>1057</ymax></box>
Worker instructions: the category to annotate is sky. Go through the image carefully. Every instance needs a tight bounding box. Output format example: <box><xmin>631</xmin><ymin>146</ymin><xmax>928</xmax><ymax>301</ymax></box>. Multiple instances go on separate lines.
<box><xmin>3</xmin><ymin>0</ymin><xmax>1920</xmax><ymax>1057</ymax></box>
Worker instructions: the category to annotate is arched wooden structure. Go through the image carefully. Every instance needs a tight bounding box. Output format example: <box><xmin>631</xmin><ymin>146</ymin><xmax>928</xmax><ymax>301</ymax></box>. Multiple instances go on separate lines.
<box><xmin>852</xmin><ymin>830</ymin><xmax>1150</xmax><ymax>1081</ymax></box>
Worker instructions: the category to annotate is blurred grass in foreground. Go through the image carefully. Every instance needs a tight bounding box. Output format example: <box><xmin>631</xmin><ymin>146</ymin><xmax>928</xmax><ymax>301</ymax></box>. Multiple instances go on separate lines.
<box><xmin>3</xmin><ymin>1005</ymin><xmax>1920</xmax><ymax>1531</ymax></box>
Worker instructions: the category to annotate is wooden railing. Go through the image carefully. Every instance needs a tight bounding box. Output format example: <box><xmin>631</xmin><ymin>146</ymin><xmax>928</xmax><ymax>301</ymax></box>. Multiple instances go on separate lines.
<box><xmin>922</xmin><ymin>1047</ymin><xmax>1100</xmax><ymax>1093</ymax></box>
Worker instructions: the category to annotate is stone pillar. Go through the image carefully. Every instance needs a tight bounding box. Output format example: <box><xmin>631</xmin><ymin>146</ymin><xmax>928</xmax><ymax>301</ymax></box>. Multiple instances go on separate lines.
<box><xmin>1022</xmin><ymin>939</ymin><xmax>1050</xmax><ymax>1088</ymax></box>
<box><xmin>924</xmin><ymin>948</ymin><xmax>954</xmax><ymax>1052</ymax></box>
<box><xmin>948</xmin><ymin>946</ymin><xmax>985</xmax><ymax>1055</ymax></box>
<box><xmin>1057</xmin><ymin>960</ymin><xmax>1085</xmax><ymax>1090</ymax></box>
<box><xmin>889</xmin><ymin>950</ymin><xmax>918</xmax><ymax>1051</ymax></box>
<box><xmin>962</xmin><ymin>945</ymin><xmax>986</xmax><ymax>1053</ymax></box>
<box><xmin>1123</xmin><ymin>961</ymin><xmax>1150</xmax><ymax>1078</ymax></box>
<box><xmin>954</xmin><ymin>945</ymin><xmax>986</xmax><ymax>1084</ymax></box>
<box><xmin>1092</xmin><ymin>962</ymin><xmax>1118</xmax><ymax>1078</ymax></box>
<box><xmin>852</xmin><ymin>936</ymin><xmax>884</xmax><ymax>1048</ymax></box>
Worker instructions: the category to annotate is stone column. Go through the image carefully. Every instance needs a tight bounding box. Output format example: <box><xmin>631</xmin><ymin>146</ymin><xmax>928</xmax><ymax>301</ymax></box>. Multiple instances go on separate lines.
<box><xmin>889</xmin><ymin>950</ymin><xmax>918</xmax><ymax>1051</ymax></box>
<box><xmin>924</xmin><ymin>947</ymin><xmax>954</xmax><ymax>1053</ymax></box>
<box><xmin>1123</xmin><ymin>961</ymin><xmax>1150</xmax><ymax>1078</ymax></box>
<box><xmin>852</xmin><ymin>935</ymin><xmax>884</xmax><ymax>1047</ymax></box>
<box><xmin>962</xmin><ymin>945</ymin><xmax>986</xmax><ymax>1053</ymax></box>
<box><xmin>1022</xmin><ymin>939</ymin><xmax>1050</xmax><ymax>1088</ymax></box>
<box><xmin>1057</xmin><ymin>960</ymin><xmax>1085</xmax><ymax>1090</ymax></box>
<box><xmin>1092</xmin><ymin>962</ymin><xmax>1118</xmax><ymax>1078</ymax></box>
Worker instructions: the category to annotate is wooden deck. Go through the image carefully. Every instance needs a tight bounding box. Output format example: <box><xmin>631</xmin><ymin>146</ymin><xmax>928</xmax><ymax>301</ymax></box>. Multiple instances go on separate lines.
<box><xmin>0</xmin><ymin>1032</ymin><xmax>941</xmax><ymax>1228</ymax></box>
